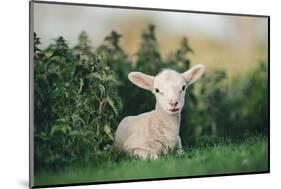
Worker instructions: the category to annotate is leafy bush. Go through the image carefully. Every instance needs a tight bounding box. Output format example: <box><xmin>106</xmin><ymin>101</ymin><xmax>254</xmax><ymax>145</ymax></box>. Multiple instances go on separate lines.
<box><xmin>34</xmin><ymin>33</ymin><xmax>121</xmax><ymax>171</ymax></box>
<box><xmin>33</xmin><ymin>25</ymin><xmax>268</xmax><ymax>171</ymax></box>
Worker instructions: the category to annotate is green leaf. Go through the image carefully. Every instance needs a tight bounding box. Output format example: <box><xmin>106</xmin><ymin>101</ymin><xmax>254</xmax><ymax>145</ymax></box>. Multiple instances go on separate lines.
<box><xmin>84</xmin><ymin>130</ymin><xmax>94</xmax><ymax>136</ymax></box>
<box><xmin>44</xmin><ymin>48</ymin><xmax>54</xmax><ymax>58</ymax></box>
<box><xmin>69</xmin><ymin>130</ymin><xmax>80</xmax><ymax>136</ymax></box>
<box><xmin>50</xmin><ymin>125</ymin><xmax>62</xmax><ymax>135</ymax></box>
<box><xmin>106</xmin><ymin>97</ymin><xmax>118</xmax><ymax>116</ymax></box>
<box><xmin>34</xmin><ymin>133</ymin><xmax>48</xmax><ymax>141</ymax></box>
<box><xmin>105</xmin><ymin>75</ymin><xmax>119</xmax><ymax>84</ymax></box>
<box><xmin>99</xmin><ymin>84</ymin><xmax>105</xmax><ymax>96</ymax></box>
<box><xmin>78</xmin><ymin>78</ymin><xmax>84</xmax><ymax>94</ymax></box>
<box><xmin>71</xmin><ymin>113</ymin><xmax>86</xmax><ymax>128</ymax></box>
<box><xmin>87</xmin><ymin>73</ymin><xmax>102</xmax><ymax>80</ymax></box>
<box><xmin>104</xmin><ymin>124</ymin><xmax>114</xmax><ymax>141</ymax></box>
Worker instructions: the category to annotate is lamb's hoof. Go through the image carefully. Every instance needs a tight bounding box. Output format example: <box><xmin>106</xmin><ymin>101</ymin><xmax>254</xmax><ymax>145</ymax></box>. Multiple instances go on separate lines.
<box><xmin>145</xmin><ymin>154</ymin><xmax>158</xmax><ymax>160</ymax></box>
<box><xmin>176</xmin><ymin>149</ymin><xmax>185</xmax><ymax>157</ymax></box>
<box><xmin>136</xmin><ymin>153</ymin><xmax>159</xmax><ymax>160</ymax></box>
<box><xmin>150</xmin><ymin>154</ymin><xmax>159</xmax><ymax>160</ymax></box>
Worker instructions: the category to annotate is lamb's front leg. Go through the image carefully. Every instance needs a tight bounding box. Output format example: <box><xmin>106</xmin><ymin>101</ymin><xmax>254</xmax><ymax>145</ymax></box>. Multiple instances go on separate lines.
<box><xmin>133</xmin><ymin>149</ymin><xmax>158</xmax><ymax>160</ymax></box>
<box><xmin>176</xmin><ymin>135</ymin><xmax>184</xmax><ymax>155</ymax></box>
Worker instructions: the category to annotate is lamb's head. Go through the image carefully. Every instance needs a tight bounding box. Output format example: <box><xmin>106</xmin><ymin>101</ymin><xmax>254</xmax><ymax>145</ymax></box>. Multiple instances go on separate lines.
<box><xmin>128</xmin><ymin>64</ymin><xmax>205</xmax><ymax>114</ymax></box>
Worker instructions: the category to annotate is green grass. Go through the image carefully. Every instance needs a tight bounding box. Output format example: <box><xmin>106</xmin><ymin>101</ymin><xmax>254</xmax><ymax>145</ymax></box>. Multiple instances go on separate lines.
<box><xmin>34</xmin><ymin>136</ymin><xmax>268</xmax><ymax>186</ymax></box>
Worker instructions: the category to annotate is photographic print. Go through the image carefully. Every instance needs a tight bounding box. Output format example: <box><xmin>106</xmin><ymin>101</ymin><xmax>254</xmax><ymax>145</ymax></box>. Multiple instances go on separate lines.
<box><xmin>29</xmin><ymin>1</ymin><xmax>269</xmax><ymax>188</ymax></box>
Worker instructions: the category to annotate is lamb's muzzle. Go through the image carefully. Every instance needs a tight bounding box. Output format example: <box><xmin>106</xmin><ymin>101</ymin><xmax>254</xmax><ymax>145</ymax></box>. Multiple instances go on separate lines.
<box><xmin>115</xmin><ymin>64</ymin><xmax>205</xmax><ymax>159</ymax></box>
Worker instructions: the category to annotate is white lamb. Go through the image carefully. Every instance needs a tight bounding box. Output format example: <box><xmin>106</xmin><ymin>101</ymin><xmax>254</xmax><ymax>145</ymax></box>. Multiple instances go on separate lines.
<box><xmin>115</xmin><ymin>64</ymin><xmax>205</xmax><ymax>159</ymax></box>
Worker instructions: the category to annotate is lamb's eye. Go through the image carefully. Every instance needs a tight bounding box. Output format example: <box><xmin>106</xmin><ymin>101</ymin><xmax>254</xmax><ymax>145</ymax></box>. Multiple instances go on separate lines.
<box><xmin>155</xmin><ymin>88</ymin><xmax>160</xmax><ymax>93</ymax></box>
<box><xmin>182</xmin><ymin>85</ymin><xmax>186</xmax><ymax>91</ymax></box>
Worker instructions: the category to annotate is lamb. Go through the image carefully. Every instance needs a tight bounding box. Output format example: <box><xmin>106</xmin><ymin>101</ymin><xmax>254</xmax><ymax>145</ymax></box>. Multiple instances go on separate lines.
<box><xmin>115</xmin><ymin>64</ymin><xmax>205</xmax><ymax>159</ymax></box>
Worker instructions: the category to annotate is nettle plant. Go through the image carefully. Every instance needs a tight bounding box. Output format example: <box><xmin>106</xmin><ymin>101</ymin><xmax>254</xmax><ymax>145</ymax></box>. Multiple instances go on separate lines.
<box><xmin>34</xmin><ymin>33</ymin><xmax>121</xmax><ymax>170</ymax></box>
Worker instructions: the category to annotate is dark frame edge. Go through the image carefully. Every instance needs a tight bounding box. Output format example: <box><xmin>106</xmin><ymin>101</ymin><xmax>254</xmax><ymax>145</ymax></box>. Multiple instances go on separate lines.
<box><xmin>29</xmin><ymin>0</ymin><xmax>270</xmax><ymax>188</ymax></box>
<box><xmin>32</xmin><ymin>171</ymin><xmax>269</xmax><ymax>188</ymax></box>
<box><xmin>29</xmin><ymin>1</ymin><xmax>35</xmax><ymax>188</ymax></box>
<box><xmin>267</xmin><ymin>16</ymin><xmax>270</xmax><ymax>173</ymax></box>
<box><xmin>31</xmin><ymin>0</ymin><xmax>270</xmax><ymax>18</ymax></box>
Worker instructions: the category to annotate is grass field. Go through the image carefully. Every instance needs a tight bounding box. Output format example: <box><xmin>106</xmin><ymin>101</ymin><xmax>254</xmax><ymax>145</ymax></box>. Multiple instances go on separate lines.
<box><xmin>34</xmin><ymin>136</ymin><xmax>268</xmax><ymax>187</ymax></box>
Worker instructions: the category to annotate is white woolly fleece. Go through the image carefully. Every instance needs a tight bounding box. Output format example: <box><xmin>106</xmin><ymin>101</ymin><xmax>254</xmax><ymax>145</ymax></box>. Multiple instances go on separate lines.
<box><xmin>115</xmin><ymin>64</ymin><xmax>205</xmax><ymax>159</ymax></box>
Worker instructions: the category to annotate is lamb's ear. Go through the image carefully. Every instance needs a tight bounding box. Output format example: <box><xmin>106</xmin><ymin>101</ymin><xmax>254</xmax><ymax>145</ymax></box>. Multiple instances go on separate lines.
<box><xmin>182</xmin><ymin>64</ymin><xmax>205</xmax><ymax>86</ymax></box>
<box><xmin>128</xmin><ymin>72</ymin><xmax>154</xmax><ymax>90</ymax></box>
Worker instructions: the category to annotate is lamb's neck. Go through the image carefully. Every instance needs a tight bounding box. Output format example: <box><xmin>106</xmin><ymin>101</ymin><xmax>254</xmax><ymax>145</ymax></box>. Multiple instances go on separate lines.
<box><xmin>155</xmin><ymin>102</ymin><xmax>181</xmax><ymax>131</ymax></box>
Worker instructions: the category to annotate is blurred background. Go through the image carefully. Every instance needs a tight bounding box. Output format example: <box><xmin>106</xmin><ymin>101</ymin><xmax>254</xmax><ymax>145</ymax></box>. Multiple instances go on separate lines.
<box><xmin>34</xmin><ymin>3</ymin><xmax>268</xmax><ymax>78</ymax></box>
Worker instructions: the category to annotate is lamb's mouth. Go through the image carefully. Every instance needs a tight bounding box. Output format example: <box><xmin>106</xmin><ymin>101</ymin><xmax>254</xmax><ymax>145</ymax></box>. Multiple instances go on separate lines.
<box><xmin>170</xmin><ymin>108</ymin><xmax>179</xmax><ymax>113</ymax></box>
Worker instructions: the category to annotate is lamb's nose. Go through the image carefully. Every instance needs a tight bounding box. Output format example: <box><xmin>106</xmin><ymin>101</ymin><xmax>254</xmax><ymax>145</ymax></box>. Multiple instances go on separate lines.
<box><xmin>169</xmin><ymin>101</ymin><xmax>178</xmax><ymax>107</ymax></box>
